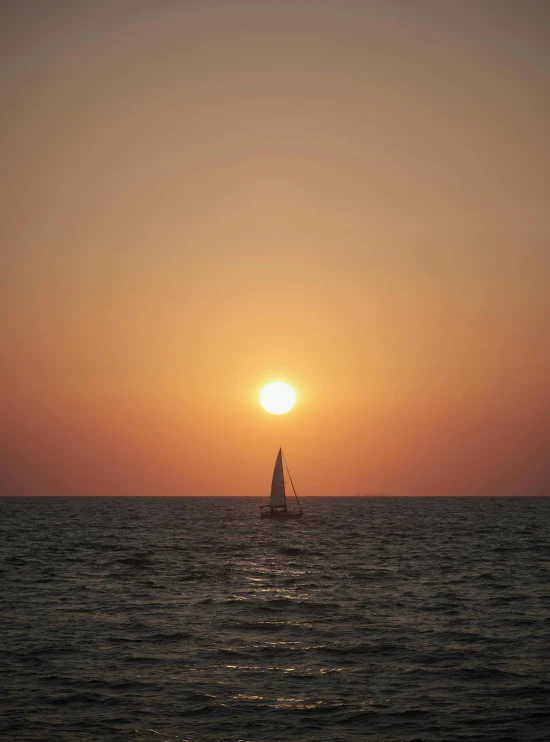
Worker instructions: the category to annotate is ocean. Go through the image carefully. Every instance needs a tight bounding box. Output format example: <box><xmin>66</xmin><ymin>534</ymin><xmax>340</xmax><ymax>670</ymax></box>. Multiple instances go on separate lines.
<box><xmin>1</xmin><ymin>496</ymin><xmax>549</xmax><ymax>742</ymax></box>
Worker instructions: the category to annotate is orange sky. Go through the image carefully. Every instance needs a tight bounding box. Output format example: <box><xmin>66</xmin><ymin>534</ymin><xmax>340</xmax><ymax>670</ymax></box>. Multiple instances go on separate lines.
<box><xmin>2</xmin><ymin>0</ymin><xmax>549</xmax><ymax>496</ymax></box>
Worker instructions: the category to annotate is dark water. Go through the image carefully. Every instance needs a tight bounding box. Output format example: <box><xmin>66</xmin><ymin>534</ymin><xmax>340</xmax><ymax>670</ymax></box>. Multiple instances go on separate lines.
<box><xmin>1</xmin><ymin>497</ymin><xmax>549</xmax><ymax>742</ymax></box>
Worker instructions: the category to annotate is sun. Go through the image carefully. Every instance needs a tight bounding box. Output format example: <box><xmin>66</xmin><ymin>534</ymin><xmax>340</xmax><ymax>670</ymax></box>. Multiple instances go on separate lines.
<box><xmin>260</xmin><ymin>382</ymin><xmax>296</xmax><ymax>415</ymax></box>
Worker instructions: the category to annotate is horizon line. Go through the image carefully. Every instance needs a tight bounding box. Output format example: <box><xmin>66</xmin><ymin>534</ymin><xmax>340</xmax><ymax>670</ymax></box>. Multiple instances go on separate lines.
<box><xmin>1</xmin><ymin>494</ymin><xmax>548</xmax><ymax>499</ymax></box>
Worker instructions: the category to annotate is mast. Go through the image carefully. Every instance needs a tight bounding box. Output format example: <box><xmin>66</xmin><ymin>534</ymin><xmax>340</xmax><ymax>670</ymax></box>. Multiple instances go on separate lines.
<box><xmin>281</xmin><ymin>449</ymin><xmax>302</xmax><ymax>513</ymax></box>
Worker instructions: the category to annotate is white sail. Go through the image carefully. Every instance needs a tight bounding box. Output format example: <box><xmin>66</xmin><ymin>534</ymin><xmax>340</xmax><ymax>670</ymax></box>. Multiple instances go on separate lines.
<box><xmin>269</xmin><ymin>449</ymin><xmax>286</xmax><ymax>508</ymax></box>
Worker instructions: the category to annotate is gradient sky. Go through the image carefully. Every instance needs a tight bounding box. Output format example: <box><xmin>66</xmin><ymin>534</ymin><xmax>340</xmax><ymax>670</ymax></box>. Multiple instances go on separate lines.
<box><xmin>2</xmin><ymin>0</ymin><xmax>549</xmax><ymax>497</ymax></box>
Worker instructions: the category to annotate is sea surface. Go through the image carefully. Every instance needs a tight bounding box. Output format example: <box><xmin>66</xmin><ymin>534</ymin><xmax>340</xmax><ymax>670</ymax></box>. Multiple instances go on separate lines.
<box><xmin>1</xmin><ymin>496</ymin><xmax>549</xmax><ymax>742</ymax></box>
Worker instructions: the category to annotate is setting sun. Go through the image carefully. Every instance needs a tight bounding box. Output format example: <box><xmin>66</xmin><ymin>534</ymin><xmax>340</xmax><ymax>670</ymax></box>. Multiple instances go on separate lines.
<box><xmin>259</xmin><ymin>382</ymin><xmax>296</xmax><ymax>415</ymax></box>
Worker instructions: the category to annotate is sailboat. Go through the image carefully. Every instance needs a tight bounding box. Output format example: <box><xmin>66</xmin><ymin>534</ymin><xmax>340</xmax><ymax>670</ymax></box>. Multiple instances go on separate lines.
<box><xmin>260</xmin><ymin>448</ymin><xmax>304</xmax><ymax>519</ymax></box>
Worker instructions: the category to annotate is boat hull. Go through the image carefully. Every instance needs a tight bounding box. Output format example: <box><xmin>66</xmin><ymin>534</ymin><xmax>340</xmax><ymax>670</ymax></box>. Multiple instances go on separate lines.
<box><xmin>260</xmin><ymin>511</ymin><xmax>303</xmax><ymax>519</ymax></box>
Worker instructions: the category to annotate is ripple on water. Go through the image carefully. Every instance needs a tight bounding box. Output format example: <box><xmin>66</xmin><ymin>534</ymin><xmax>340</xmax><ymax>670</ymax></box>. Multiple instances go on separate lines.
<box><xmin>1</xmin><ymin>496</ymin><xmax>549</xmax><ymax>742</ymax></box>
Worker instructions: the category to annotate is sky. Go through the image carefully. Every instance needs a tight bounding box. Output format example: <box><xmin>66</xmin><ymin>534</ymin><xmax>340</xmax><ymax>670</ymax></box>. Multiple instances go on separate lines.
<box><xmin>2</xmin><ymin>0</ymin><xmax>549</xmax><ymax>497</ymax></box>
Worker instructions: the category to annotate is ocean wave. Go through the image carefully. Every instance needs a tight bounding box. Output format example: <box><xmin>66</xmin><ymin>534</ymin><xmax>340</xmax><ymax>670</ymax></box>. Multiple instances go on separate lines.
<box><xmin>116</xmin><ymin>554</ymin><xmax>155</xmax><ymax>568</ymax></box>
<box><xmin>3</xmin><ymin>495</ymin><xmax>550</xmax><ymax>742</ymax></box>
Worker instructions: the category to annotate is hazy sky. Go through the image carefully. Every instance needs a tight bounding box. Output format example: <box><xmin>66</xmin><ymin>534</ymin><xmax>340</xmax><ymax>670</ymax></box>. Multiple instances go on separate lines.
<box><xmin>2</xmin><ymin>0</ymin><xmax>549</xmax><ymax>496</ymax></box>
